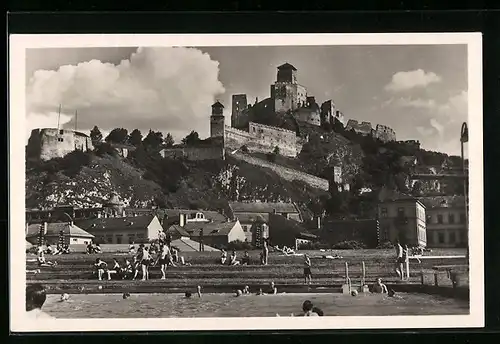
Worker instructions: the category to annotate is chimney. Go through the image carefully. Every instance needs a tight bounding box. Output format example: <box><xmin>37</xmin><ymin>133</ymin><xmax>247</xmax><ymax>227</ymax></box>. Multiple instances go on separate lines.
<box><xmin>179</xmin><ymin>213</ymin><xmax>185</xmax><ymax>227</ymax></box>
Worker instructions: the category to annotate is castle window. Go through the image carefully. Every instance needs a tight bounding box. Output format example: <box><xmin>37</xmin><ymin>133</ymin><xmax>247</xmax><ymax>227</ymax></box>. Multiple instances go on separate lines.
<box><xmin>59</xmin><ymin>130</ymin><xmax>64</xmax><ymax>135</ymax></box>
<box><xmin>58</xmin><ymin>138</ymin><xmax>64</xmax><ymax>142</ymax></box>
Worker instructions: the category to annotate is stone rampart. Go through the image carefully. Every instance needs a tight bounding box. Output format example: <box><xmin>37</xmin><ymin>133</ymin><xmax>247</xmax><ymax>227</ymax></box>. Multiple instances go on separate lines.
<box><xmin>231</xmin><ymin>152</ymin><xmax>328</xmax><ymax>191</ymax></box>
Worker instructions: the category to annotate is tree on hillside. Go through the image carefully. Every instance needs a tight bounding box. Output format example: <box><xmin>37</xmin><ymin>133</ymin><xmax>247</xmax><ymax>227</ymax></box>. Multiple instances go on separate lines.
<box><xmin>90</xmin><ymin>126</ymin><xmax>103</xmax><ymax>146</ymax></box>
<box><xmin>182</xmin><ymin>130</ymin><xmax>200</xmax><ymax>146</ymax></box>
<box><xmin>163</xmin><ymin>133</ymin><xmax>175</xmax><ymax>147</ymax></box>
<box><xmin>128</xmin><ymin>129</ymin><xmax>143</xmax><ymax>147</ymax></box>
<box><xmin>143</xmin><ymin>130</ymin><xmax>164</xmax><ymax>151</ymax></box>
<box><xmin>273</xmin><ymin>146</ymin><xmax>280</xmax><ymax>155</ymax></box>
<box><xmin>95</xmin><ymin>142</ymin><xmax>118</xmax><ymax>157</ymax></box>
<box><xmin>105</xmin><ymin>128</ymin><xmax>129</xmax><ymax>144</ymax></box>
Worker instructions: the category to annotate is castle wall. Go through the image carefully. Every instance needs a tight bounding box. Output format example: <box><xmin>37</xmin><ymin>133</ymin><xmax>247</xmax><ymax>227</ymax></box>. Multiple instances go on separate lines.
<box><xmin>374</xmin><ymin>124</ymin><xmax>396</xmax><ymax>142</ymax></box>
<box><xmin>210</xmin><ymin>115</ymin><xmax>225</xmax><ymax>137</ymax></box>
<box><xmin>231</xmin><ymin>94</ymin><xmax>248</xmax><ymax>128</ymax></box>
<box><xmin>225</xmin><ymin>125</ymin><xmax>301</xmax><ymax>157</ymax></box>
<box><xmin>345</xmin><ymin>120</ymin><xmax>373</xmax><ymax>136</ymax></box>
<box><xmin>273</xmin><ymin>82</ymin><xmax>297</xmax><ymax>113</ymax></box>
<box><xmin>161</xmin><ymin>145</ymin><xmax>225</xmax><ymax>161</ymax></box>
<box><xmin>27</xmin><ymin>128</ymin><xmax>93</xmax><ymax>161</ymax></box>
<box><xmin>231</xmin><ymin>152</ymin><xmax>329</xmax><ymax>191</ymax></box>
<box><xmin>294</xmin><ymin>107</ymin><xmax>321</xmax><ymax>126</ymax></box>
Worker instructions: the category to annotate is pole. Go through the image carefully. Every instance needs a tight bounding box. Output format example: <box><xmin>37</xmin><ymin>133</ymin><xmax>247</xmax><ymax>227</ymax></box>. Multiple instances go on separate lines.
<box><xmin>75</xmin><ymin>110</ymin><xmax>78</xmax><ymax>132</ymax></box>
<box><xmin>361</xmin><ymin>261</ymin><xmax>366</xmax><ymax>286</ymax></box>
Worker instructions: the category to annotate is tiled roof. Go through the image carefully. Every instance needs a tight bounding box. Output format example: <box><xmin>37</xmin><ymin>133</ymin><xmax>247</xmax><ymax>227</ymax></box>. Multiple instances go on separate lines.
<box><xmin>26</xmin><ymin>223</ymin><xmax>95</xmax><ymax>238</ymax></box>
<box><xmin>419</xmin><ymin>196</ymin><xmax>466</xmax><ymax>209</ymax></box>
<box><xmin>229</xmin><ymin>202</ymin><xmax>299</xmax><ymax>214</ymax></box>
<box><xmin>277</xmin><ymin>62</ymin><xmax>297</xmax><ymax>71</ymax></box>
<box><xmin>166</xmin><ymin>224</ymin><xmax>191</xmax><ymax>237</ymax></box>
<box><xmin>170</xmin><ymin>238</ymin><xmax>218</xmax><ymax>252</ymax></box>
<box><xmin>163</xmin><ymin>209</ymin><xmax>227</xmax><ymax>225</ymax></box>
<box><xmin>76</xmin><ymin>215</ymin><xmax>156</xmax><ymax>232</ymax></box>
<box><xmin>181</xmin><ymin>221</ymin><xmax>239</xmax><ymax>237</ymax></box>
<box><xmin>234</xmin><ymin>213</ymin><xmax>269</xmax><ymax>224</ymax></box>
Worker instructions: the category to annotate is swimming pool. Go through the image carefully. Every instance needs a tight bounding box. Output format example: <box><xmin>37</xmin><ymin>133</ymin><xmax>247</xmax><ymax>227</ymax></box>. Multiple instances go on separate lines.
<box><xmin>43</xmin><ymin>292</ymin><xmax>469</xmax><ymax>318</ymax></box>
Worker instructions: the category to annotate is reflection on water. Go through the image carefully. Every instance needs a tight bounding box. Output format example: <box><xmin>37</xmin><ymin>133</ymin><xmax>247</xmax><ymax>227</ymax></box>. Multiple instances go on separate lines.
<box><xmin>44</xmin><ymin>293</ymin><xmax>469</xmax><ymax>318</ymax></box>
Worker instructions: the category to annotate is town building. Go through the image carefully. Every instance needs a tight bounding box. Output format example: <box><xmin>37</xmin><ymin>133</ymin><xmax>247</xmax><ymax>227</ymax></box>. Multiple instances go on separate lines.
<box><xmin>267</xmin><ymin>213</ymin><xmax>316</xmax><ymax>248</ymax></box>
<box><xmin>76</xmin><ymin>215</ymin><xmax>163</xmax><ymax>244</ymax></box>
<box><xmin>378</xmin><ymin>198</ymin><xmax>427</xmax><ymax>247</ymax></box>
<box><xmin>167</xmin><ymin>220</ymin><xmax>246</xmax><ymax>248</ymax></box>
<box><xmin>110</xmin><ymin>143</ymin><xmax>136</xmax><ymax>158</ymax></box>
<box><xmin>26</xmin><ymin>128</ymin><xmax>94</xmax><ymax>161</ymax></box>
<box><xmin>169</xmin><ymin>236</ymin><xmax>219</xmax><ymax>252</ymax></box>
<box><xmin>227</xmin><ymin>201</ymin><xmax>302</xmax><ymax>241</ymax></box>
<box><xmin>26</xmin><ymin>222</ymin><xmax>95</xmax><ymax>246</ymax></box>
<box><xmin>161</xmin><ymin>209</ymin><xmax>228</xmax><ymax>228</ymax></box>
<box><xmin>421</xmin><ymin>196</ymin><xmax>467</xmax><ymax>248</ymax></box>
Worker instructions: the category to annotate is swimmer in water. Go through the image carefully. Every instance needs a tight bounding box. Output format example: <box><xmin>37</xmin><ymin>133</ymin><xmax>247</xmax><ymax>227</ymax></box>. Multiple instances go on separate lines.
<box><xmin>122</xmin><ymin>292</ymin><xmax>131</xmax><ymax>299</ymax></box>
<box><xmin>256</xmin><ymin>288</ymin><xmax>264</xmax><ymax>296</ymax></box>
<box><xmin>235</xmin><ymin>289</ymin><xmax>243</xmax><ymax>297</ymax></box>
<box><xmin>242</xmin><ymin>286</ymin><xmax>250</xmax><ymax>294</ymax></box>
<box><xmin>185</xmin><ymin>292</ymin><xmax>192</xmax><ymax>298</ymax></box>
<box><xmin>372</xmin><ymin>278</ymin><xmax>388</xmax><ymax>294</ymax></box>
<box><xmin>59</xmin><ymin>293</ymin><xmax>69</xmax><ymax>302</ymax></box>
<box><xmin>267</xmin><ymin>282</ymin><xmax>278</xmax><ymax>295</ymax></box>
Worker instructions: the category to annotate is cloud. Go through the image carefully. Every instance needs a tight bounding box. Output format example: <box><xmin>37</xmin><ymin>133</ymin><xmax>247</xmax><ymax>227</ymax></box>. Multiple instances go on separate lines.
<box><xmin>384</xmin><ymin>69</ymin><xmax>442</xmax><ymax>92</ymax></box>
<box><xmin>384</xmin><ymin>97</ymin><xmax>437</xmax><ymax>110</ymax></box>
<box><xmin>416</xmin><ymin>126</ymin><xmax>435</xmax><ymax>137</ymax></box>
<box><xmin>26</xmin><ymin>47</ymin><xmax>225</xmax><ymax>144</ymax></box>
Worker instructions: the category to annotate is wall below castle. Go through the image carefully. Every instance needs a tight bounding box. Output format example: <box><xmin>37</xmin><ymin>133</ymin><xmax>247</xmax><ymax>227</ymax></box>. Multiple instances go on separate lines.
<box><xmin>225</xmin><ymin>125</ymin><xmax>301</xmax><ymax>157</ymax></box>
<box><xmin>161</xmin><ymin>146</ymin><xmax>225</xmax><ymax>161</ymax></box>
<box><xmin>294</xmin><ymin>108</ymin><xmax>321</xmax><ymax>126</ymax></box>
<box><xmin>231</xmin><ymin>151</ymin><xmax>329</xmax><ymax>191</ymax></box>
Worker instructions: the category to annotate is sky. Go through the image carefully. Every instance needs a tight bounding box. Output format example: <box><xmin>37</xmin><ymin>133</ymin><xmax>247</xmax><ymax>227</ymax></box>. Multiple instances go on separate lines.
<box><xmin>25</xmin><ymin>44</ymin><xmax>468</xmax><ymax>155</ymax></box>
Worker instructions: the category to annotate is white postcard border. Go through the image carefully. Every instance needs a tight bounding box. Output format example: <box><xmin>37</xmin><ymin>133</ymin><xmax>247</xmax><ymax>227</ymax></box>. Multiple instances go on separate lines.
<box><xmin>9</xmin><ymin>33</ymin><xmax>484</xmax><ymax>332</ymax></box>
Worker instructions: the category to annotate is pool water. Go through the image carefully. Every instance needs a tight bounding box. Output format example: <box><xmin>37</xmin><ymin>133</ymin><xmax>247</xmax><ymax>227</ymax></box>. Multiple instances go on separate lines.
<box><xmin>43</xmin><ymin>293</ymin><xmax>469</xmax><ymax>318</ymax></box>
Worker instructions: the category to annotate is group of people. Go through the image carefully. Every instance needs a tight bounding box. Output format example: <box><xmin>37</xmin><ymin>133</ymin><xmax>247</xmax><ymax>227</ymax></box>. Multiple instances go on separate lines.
<box><xmin>94</xmin><ymin>243</ymin><xmax>188</xmax><ymax>281</ymax></box>
<box><xmin>219</xmin><ymin>250</ymin><xmax>251</xmax><ymax>266</ymax></box>
<box><xmin>42</xmin><ymin>244</ymin><xmax>71</xmax><ymax>255</ymax></box>
<box><xmin>86</xmin><ymin>243</ymin><xmax>102</xmax><ymax>254</ymax></box>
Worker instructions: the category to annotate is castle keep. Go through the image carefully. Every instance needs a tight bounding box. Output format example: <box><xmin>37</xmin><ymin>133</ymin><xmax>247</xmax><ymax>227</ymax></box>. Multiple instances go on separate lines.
<box><xmin>26</xmin><ymin>128</ymin><xmax>93</xmax><ymax>161</ymax></box>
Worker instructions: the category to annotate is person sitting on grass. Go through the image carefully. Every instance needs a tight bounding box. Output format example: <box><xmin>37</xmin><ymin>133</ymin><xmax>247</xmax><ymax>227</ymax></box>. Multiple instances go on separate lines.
<box><xmin>94</xmin><ymin>243</ymin><xmax>102</xmax><ymax>253</ymax></box>
<box><xmin>312</xmin><ymin>307</ymin><xmax>324</xmax><ymax>316</ymax></box>
<box><xmin>37</xmin><ymin>249</ymin><xmax>57</xmax><ymax>267</ymax></box>
<box><xmin>241</xmin><ymin>251</ymin><xmax>250</xmax><ymax>265</ymax></box>
<box><xmin>26</xmin><ymin>284</ymin><xmax>55</xmax><ymax>319</ymax></box>
<box><xmin>94</xmin><ymin>258</ymin><xmax>111</xmax><ymax>281</ymax></box>
<box><xmin>108</xmin><ymin>258</ymin><xmax>122</xmax><ymax>279</ymax></box>
<box><xmin>372</xmin><ymin>278</ymin><xmax>388</xmax><ymax>294</ymax></box>
<box><xmin>61</xmin><ymin>244</ymin><xmax>70</xmax><ymax>254</ymax></box>
<box><xmin>122</xmin><ymin>259</ymin><xmax>134</xmax><ymax>280</ymax></box>
<box><xmin>229</xmin><ymin>251</ymin><xmax>240</xmax><ymax>266</ymax></box>
<box><xmin>220</xmin><ymin>249</ymin><xmax>228</xmax><ymax>265</ymax></box>
<box><xmin>302</xmin><ymin>300</ymin><xmax>319</xmax><ymax>316</ymax></box>
<box><xmin>45</xmin><ymin>244</ymin><xmax>55</xmax><ymax>255</ymax></box>
<box><xmin>242</xmin><ymin>285</ymin><xmax>250</xmax><ymax>294</ymax></box>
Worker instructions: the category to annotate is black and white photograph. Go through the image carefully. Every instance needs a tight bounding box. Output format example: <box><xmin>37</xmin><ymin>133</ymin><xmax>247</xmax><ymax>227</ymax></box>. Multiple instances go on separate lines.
<box><xmin>9</xmin><ymin>33</ymin><xmax>483</xmax><ymax>331</ymax></box>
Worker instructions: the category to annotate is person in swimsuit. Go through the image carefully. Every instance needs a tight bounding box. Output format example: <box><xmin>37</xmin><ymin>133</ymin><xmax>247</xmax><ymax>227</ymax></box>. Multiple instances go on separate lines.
<box><xmin>372</xmin><ymin>278</ymin><xmax>388</xmax><ymax>294</ymax></box>
<box><xmin>241</xmin><ymin>251</ymin><xmax>250</xmax><ymax>265</ymax></box>
<box><xmin>262</xmin><ymin>239</ymin><xmax>269</xmax><ymax>265</ymax></box>
<box><xmin>37</xmin><ymin>249</ymin><xmax>57</xmax><ymax>267</ymax></box>
<box><xmin>229</xmin><ymin>251</ymin><xmax>240</xmax><ymax>266</ymax></box>
<box><xmin>267</xmin><ymin>281</ymin><xmax>278</xmax><ymax>295</ymax></box>
<box><xmin>303</xmin><ymin>254</ymin><xmax>312</xmax><ymax>285</ymax></box>
<box><xmin>26</xmin><ymin>284</ymin><xmax>55</xmax><ymax>319</ymax></box>
<box><xmin>158</xmin><ymin>244</ymin><xmax>170</xmax><ymax>279</ymax></box>
<box><xmin>94</xmin><ymin>258</ymin><xmax>111</xmax><ymax>281</ymax></box>
<box><xmin>132</xmin><ymin>246</ymin><xmax>144</xmax><ymax>280</ymax></box>
<box><xmin>394</xmin><ymin>240</ymin><xmax>404</xmax><ymax>279</ymax></box>
<box><xmin>122</xmin><ymin>259</ymin><xmax>134</xmax><ymax>279</ymax></box>
<box><xmin>302</xmin><ymin>300</ymin><xmax>319</xmax><ymax>316</ymax></box>
<box><xmin>220</xmin><ymin>249</ymin><xmax>228</xmax><ymax>265</ymax></box>
<box><xmin>141</xmin><ymin>247</ymin><xmax>152</xmax><ymax>281</ymax></box>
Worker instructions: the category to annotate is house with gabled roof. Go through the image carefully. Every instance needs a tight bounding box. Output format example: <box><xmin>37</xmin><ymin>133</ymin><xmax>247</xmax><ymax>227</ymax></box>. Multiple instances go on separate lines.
<box><xmin>26</xmin><ymin>222</ymin><xmax>95</xmax><ymax>246</ymax></box>
<box><xmin>167</xmin><ymin>220</ymin><xmax>245</xmax><ymax>249</ymax></box>
<box><xmin>76</xmin><ymin>214</ymin><xmax>162</xmax><ymax>244</ymax></box>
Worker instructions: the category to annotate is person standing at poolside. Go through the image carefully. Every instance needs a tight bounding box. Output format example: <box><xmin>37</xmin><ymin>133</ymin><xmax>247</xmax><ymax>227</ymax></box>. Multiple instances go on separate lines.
<box><xmin>262</xmin><ymin>238</ymin><xmax>269</xmax><ymax>265</ymax></box>
<box><xmin>394</xmin><ymin>240</ymin><xmax>404</xmax><ymax>279</ymax></box>
<box><xmin>26</xmin><ymin>284</ymin><xmax>55</xmax><ymax>319</ymax></box>
<box><xmin>199</xmin><ymin>229</ymin><xmax>205</xmax><ymax>252</ymax></box>
<box><xmin>303</xmin><ymin>254</ymin><xmax>312</xmax><ymax>285</ymax></box>
<box><xmin>372</xmin><ymin>278</ymin><xmax>388</xmax><ymax>294</ymax></box>
<box><xmin>141</xmin><ymin>246</ymin><xmax>152</xmax><ymax>281</ymax></box>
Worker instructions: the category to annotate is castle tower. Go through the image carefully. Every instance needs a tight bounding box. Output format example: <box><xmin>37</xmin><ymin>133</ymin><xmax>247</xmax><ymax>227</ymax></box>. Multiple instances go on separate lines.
<box><xmin>210</xmin><ymin>101</ymin><xmax>225</xmax><ymax>138</ymax></box>
<box><xmin>231</xmin><ymin>94</ymin><xmax>248</xmax><ymax>128</ymax></box>
<box><xmin>272</xmin><ymin>63</ymin><xmax>306</xmax><ymax>114</ymax></box>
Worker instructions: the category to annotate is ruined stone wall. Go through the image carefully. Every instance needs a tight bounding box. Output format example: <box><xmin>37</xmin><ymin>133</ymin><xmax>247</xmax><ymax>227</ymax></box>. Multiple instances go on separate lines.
<box><xmin>225</xmin><ymin>125</ymin><xmax>302</xmax><ymax>157</ymax></box>
<box><xmin>273</xmin><ymin>82</ymin><xmax>297</xmax><ymax>113</ymax></box>
<box><xmin>161</xmin><ymin>145</ymin><xmax>225</xmax><ymax>161</ymax></box>
<box><xmin>231</xmin><ymin>151</ymin><xmax>329</xmax><ymax>191</ymax></box>
<box><xmin>374</xmin><ymin>124</ymin><xmax>396</xmax><ymax>142</ymax></box>
<box><xmin>294</xmin><ymin>107</ymin><xmax>321</xmax><ymax>126</ymax></box>
<box><xmin>345</xmin><ymin>120</ymin><xmax>373</xmax><ymax>136</ymax></box>
<box><xmin>27</xmin><ymin>128</ymin><xmax>94</xmax><ymax>161</ymax></box>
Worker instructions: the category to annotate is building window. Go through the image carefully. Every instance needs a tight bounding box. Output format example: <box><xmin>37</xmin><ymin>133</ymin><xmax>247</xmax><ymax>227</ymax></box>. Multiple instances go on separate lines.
<box><xmin>116</xmin><ymin>235</ymin><xmax>123</xmax><ymax>244</ymax></box>
<box><xmin>448</xmin><ymin>213</ymin><xmax>455</xmax><ymax>224</ymax></box>
<box><xmin>59</xmin><ymin>130</ymin><xmax>64</xmax><ymax>135</ymax></box>
<box><xmin>58</xmin><ymin>138</ymin><xmax>64</xmax><ymax>142</ymax></box>
<box><xmin>72</xmin><ymin>238</ymin><xmax>77</xmax><ymax>242</ymax></box>
<box><xmin>380</xmin><ymin>207</ymin><xmax>388</xmax><ymax>218</ymax></box>
<box><xmin>460</xmin><ymin>213</ymin><xmax>466</xmax><ymax>224</ymax></box>
<box><xmin>438</xmin><ymin>232</ymin><xmax>445</xmax><ymax>244</ymax></box>
<box><xmin>437</xmin><ymin>214</ymin><xmax>443</xmax><ymax>224</ymax></box>
<box><xmin>449</xmin><ymin>231</ymin><xmax>456</xmax><ymax>244</ymax></box>
<box><xmin>397</xmin><ymin>207</ymin><xmax>405</xmax><ymax>217</ymax></box>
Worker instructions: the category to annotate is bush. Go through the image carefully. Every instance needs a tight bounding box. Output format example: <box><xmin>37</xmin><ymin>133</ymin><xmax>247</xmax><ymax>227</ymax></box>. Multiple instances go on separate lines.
<box><xmin>298</xmin><ymin>241</ymin><xmax>331</xmax><ymax>250</ymax></box>
<box><xmin>376</xmin><ymin>241</ymin><xmax>394</xmax><ymax>249</ymax></box>
<box><xmin>26</xmin><ymin>246</ymin><xmax>39</xmax><ymax>254</ymax></box>
<box><xmin>226</xmin><ymin>240</ymin><xmax>254</xmax><ymax>251</ymax></box>
<box><xmin>331</xmin><ymin>240</ymin><xmax>366</xmax><ymax>250</ymax></box>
